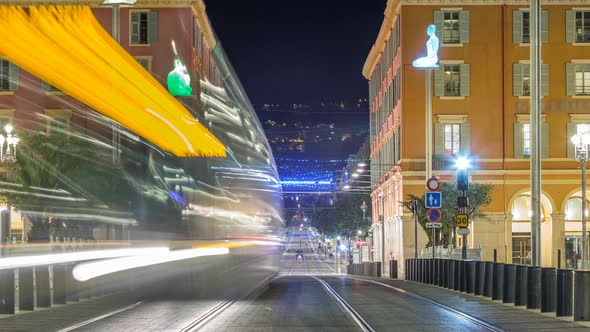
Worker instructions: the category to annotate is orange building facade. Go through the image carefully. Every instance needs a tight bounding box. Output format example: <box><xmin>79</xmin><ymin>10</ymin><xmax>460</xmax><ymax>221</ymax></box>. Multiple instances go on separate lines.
<box><xmin>364</xmin><ymin>0</ymin><xmax>590</xmax><ymax>277</ymax></box>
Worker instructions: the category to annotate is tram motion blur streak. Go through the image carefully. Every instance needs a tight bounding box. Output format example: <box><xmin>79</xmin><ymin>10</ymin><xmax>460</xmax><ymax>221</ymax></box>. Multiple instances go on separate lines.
<box><xmin>73</xmin><ymin>240</ymin><xmax>282</xmax><ymax>281</ymax></box>
<box><xmin>0</xmin><ymin>5</ymin><xmax>225</xmax><ymax>157</ymax></box>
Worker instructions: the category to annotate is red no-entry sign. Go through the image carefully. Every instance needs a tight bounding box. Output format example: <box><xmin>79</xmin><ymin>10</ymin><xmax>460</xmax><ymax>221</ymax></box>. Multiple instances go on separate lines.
<box><xmin>426</xmin><ymin>177</ymin><xmax>440</xmax><ymax>191</ymax></box>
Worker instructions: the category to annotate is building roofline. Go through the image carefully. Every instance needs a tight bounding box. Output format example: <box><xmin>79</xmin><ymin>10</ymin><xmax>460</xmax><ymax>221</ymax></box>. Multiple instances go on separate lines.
<box><xmin>362</xmin><ymin>0</ymin><xmax>400</xmax><ymax>80</ymax></box>
<box><xmin>0</xmin><ymin>0</ymin><xmax>198</xmax><ymax>8</ymax></box>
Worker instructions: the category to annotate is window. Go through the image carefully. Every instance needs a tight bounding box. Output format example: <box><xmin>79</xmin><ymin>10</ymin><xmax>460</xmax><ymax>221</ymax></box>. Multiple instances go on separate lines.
<box><xmin>435</xmin><ymin>63</ymin><xmax>469</xmax><ymax>97</ymax></box>
<box><xmin>0</xmin><ymin>59</ymin><xmax>17</xmax><ymax>92</ymax></box>
<box><xmin>513</xmin><ymin>120</ymin><xmax>548</xmax><ymax>158</ymax></box>
<box><xmin>41</xmin><ymin>81</ymin><xmax>61</xmax><ymax>92</ymax></box>
<box><xmin>576</xmin><ymin>64</ymin><xmax>590</xmax><ymax>96</ymax></box>
<box><xmin>444</xmin><ymin>124</ymin><xmax>461</xmax><ymax>156</ymax></box>
<box><xmin>443</xmin><ymin>64</ymin><xmax>461</xmax><ymax>96</ymax></box>
<box><xmin>514</xmin><ymin>10</ymin><xmax>548</xmax><ymax>44</ymax></box>
<box><xmin>0</xmin><ymin>60</ymin><xmax>8</xmax><ymax>91</ymax></box>
<box><xmin>513</xmin><ymin>63</ymin><xmax>549</xmax><ymax>97</ymax></box>
<box><xmin>522</xmin><ymin>11</ymin><xmax>530</xmax><ymax>43</ymax></box>
<box><xmin>577</xmin><ymin>123</ymin><xmax>590</xmax><ymax>135</ymax></box>
<box><xmin>134</xmin><ymin>57</ymin><xmax>151</xmax><ymax>71</ymax></box>
<box><xmin>576</xmin><ymin>11</ymin><xmax>590</xmax><ymax>43</ymax></box>
<box><xmin>130</xmin><ymin>11</ymin><xmax>158</xmax><ymax>45</ymax></box>
<box><xmin>434</xmin><ymin>10</ymin><xmax>469</xmax><ymax>45</ymax></box>
<box><xmin>523</xmin><ymin>124</ymin><xmax>531</xmax><ymax>157</ymax></box>
<box><xmin>443</xmin><ymin>11</ymin><xmax>461</xmax><ymax>44</ymax></box>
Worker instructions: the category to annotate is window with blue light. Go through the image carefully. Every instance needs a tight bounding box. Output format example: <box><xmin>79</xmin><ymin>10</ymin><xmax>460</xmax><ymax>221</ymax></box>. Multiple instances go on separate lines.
<box><xmin>523</xmin><ymin>123</ymin><xmax>531</xmax><ymax>157</ymax></box>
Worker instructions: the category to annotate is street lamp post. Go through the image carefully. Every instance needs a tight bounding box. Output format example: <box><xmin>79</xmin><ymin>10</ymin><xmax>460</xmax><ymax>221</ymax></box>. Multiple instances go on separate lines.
<box><xmin>456</xmin><ymin>157</ymin><xmax>470</xmax><ymax>260</ymax></box>
<box><xmin>572</xmin><ymin>133</ymin><xmax>590</xmax><ymax>269</ymax></box>
<box><xmin>0</xmin><ymin>123</ymin><xmax>18</xmax><ymax>256</ymax></box>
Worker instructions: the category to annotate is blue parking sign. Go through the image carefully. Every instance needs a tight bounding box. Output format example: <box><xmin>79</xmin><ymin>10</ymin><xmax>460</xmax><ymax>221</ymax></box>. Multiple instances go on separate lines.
<box><xmin>425</xmin><ymin>192</ymin><xmax>442</xmax><ymax>208</ymax></box>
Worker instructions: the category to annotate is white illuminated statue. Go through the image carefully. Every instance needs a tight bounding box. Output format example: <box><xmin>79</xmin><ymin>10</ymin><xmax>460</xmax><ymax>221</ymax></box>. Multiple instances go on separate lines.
<box><xmin>412</xmin><ymin>24</ymin><xmax>439</xmax><ymax>68</ymax></box>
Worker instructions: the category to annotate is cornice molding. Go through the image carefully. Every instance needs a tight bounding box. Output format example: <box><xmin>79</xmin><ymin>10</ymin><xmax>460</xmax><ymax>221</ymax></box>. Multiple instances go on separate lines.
<box><xmin>401</xmin><ymin>0</ymin><xmax>590</xmax><ymax>5</ymax></box>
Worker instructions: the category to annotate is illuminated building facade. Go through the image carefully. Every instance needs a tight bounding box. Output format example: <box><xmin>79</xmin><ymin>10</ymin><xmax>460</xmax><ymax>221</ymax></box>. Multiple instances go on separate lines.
<box><xmin>364</xmin><ymin>0</ymin><xmax>590</xmax><ymax>276</ymax></box>
<box><xmin>0</xmin><ymin>0</ymin><xmax>228</xmax><ymax>240</ymax></box>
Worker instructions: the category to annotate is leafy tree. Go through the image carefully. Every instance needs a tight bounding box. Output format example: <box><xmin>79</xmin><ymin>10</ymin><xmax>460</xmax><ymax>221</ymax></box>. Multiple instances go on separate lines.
<box><xmin>6</xmin><ymin>129</ymin><xmax>134</xmax><ymax>241</ymax></box>
<box><xmin>312</xmin><ymin>193</ymin><xmax>372</xmax><ymax>238</ymax></box>
<box><xmin>403</xmin><ymin>181</ymin><xmax>494</xmax><ymax>248</ymax></box>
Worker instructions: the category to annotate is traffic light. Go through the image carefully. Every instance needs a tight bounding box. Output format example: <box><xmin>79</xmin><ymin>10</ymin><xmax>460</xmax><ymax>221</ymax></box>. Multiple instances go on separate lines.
<box><xmin>457</xmin><ymin>169</ymin><xmax>469</xmax><ymax>191</ymax></box>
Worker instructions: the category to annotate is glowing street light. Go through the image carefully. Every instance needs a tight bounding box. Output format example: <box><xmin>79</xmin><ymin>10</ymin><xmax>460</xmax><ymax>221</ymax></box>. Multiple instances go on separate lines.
<box><xmin>572</xmin><ymin>132</ymin><xmax>590</xmax><ymax>269</ymax></box>
<box><xmin>455</xmin><ymin>156</ymin><xmax>471</xmax><ymax>170</ymax></box>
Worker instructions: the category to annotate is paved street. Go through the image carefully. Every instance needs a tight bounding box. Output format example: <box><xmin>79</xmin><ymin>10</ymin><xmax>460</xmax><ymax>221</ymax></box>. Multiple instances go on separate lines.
<box><xmin>2</xmin><ymin>233</ymin><xmax>590</xmax><ymax>331</ymax></box>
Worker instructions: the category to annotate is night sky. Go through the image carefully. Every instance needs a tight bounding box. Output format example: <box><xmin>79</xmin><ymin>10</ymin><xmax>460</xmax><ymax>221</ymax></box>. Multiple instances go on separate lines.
<box><xmin>205</xmin><ymin>0</ymin><xmax>385</xmax><ymax>105</ymax></box>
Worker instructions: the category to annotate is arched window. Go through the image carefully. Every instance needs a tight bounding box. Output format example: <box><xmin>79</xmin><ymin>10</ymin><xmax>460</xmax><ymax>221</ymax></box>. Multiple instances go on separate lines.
<box><xmin>565</xmin><ymin>196</ymin><xmax>590</xmax><ymax>220</ymax></box>
<box><xmin>511</xmin><ymin>194</ymin><xmax>547</xmax><ymax>221</ymax></box>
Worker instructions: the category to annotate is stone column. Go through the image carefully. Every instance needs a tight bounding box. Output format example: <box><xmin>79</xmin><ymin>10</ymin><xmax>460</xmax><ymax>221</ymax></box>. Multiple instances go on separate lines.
<box><xmin>551</xmin><ymin>213</ymin><xmax>566</xmax><ymax>268</ymax></box>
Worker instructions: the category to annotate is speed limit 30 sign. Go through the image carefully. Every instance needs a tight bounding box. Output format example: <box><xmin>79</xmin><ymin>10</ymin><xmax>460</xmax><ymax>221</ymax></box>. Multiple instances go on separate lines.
<box><xmin>456</xmin><ymin>214</ymin><xmax>469</xmax><ymax>228</ymax></box>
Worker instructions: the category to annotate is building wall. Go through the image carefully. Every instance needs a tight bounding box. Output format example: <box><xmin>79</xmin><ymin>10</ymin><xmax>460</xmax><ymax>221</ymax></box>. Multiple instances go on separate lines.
<box><xmin>365</xmin><ymin>0</ymin><xmax>590</xmax><ymax>272</ymax></box>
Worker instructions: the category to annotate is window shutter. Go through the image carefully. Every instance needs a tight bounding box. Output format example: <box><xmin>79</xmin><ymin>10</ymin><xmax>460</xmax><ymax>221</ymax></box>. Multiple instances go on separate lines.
<box><xmin>566</xmin><ymin>10</ymin><xmax>575</xmax><ymax>43</ymax></box>
<box><xmin>513</xmin><ymin>63</ymin><xmax>522</xmax><ymax>96</ymax></box>
<box><xmin>514</xmin><ymin>123</ymin><xmax>524</xmax><ymax>158</ymax></box>
<box><xmin>567</xmin><ymin>122</ymin><xmax>576</xmax><ymax>158</ymax></box>
<box><xmin>148</xmin><ymin>12</ymin><xmax>158</xmax><ymax>43</ymax></box>
<box><xmin>131</xmin><ymin>12</ymin><xmax>139</xmax><ymax>44</ymax></box>
<box><xmin>566</xmin><ymin>63</ymin><xmax>575</xmax><ymax>96</ymax></box>
<box><xmin>541</xmin><ymin>64</ymin><xmax>549</xmax><ymax>96</ymax></box>
<box><xmin>434</xmin><ymin>123</ymin><xmax>445</xmax><ymax>156</ymax></box>
<box><xmin>513</xmin><ymin>11</ymin><xmax>523</xmax><ymax>44</ymax></box>
<box><xmin>434</xmin><ymin>11</ymin><xmax>443</xmax><ymax>42</ymax></box>
<box><xmin>460</xmin><ymin>11</ymin><xmax>470</xmax><ymax>43</ymax></box>
<box><xmin>434</xmin><ymin>67</ymin><xmax>443</xmax><ymax>97</ymax></box>
<box><xmin>541</xmin><ymin>10</ymin><xmax>549</xmax><ymax>43</ymax></box>
<box><xmin>460</xmin><ymin>64</ymin><xmax>470</xmax><ymax>97</ymax></box>
<box><xmin>8</xmin><ymin>61</ymin><xmax>18</xmax><ymax>92</ymax></box>
<box><xmin>460</xmin><ymin>123</ymin><xmax>470</xmax><ymax>155</ymax></box>
<box><xmin>541</xmin><ymin>123</ymin><xmax>549</xmax><ymax>158</ymax></box>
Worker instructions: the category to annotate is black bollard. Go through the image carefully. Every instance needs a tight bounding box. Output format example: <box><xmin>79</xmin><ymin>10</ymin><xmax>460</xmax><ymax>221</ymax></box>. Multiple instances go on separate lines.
<box><xmin>448</xmin><ymin>260</ymin><xmax>456</xmax><ymax>289</ymax></box>
<box><xmin>483</xmin><ymin>261</ymin><xmax>493</xmax><ymax>297</ymax></box>
<box><xmin>494</xmin><ymin>249</ymin><xmax>497</xmax><ymax>262</ymax></box>
<box><xmin>515</xmin><ymin>265</ymin><xmax>528</xmax><ymax>306</ymax></box>
<box><xmin>391</xmin><ymin>260</ymin><xmax>398</xmax><ymax>279</ymax></box>
<box><xmin>443</xmin><ymin>259</ymin><xmax>449</xmax><ymax>288</ymax></box>
<box><xmin>541</xmin><ymin>267</ymin><xmax>556</xmax><ymax>313</ymax></box>
<box><xmin>438</xmin><ymin>259</ymin><xmax>444</xmax><ymax>287</ymax></box>
<box><xmin>503</xmin><ymin>264</ymin><xmax>516</xmax><ymax>304</ymax></box>
<box><xmin>376</xmin><ymin>262</ymin><xmax>382</xmax><ymax>278</ymax></box>
<box><xmin>19</xmin><ymin>267</ymin><xmax>36</xmax><ymax>311</ymax></box>
<box><xmin>53</xmin><ymin>265</ymin><xmax>67</xmax><ymax>305</ymax></box>
<box><xmin>492</xmin><ymin>262</ymin><xmax>504</xmax><ymax>301</ymax></box>
<box><xmin>527</xmin><ymin>266</ymin><xmax>542</xmax><ymax>309</ymax></box>
<box><xmin>557</xmin><ymin>269</ymin><xmax>573</xmax><ymax>317</ymax></box>
<box><xmin>459</xmin><ymin>260</ymin><xmax>467</xmax><ymax>292</ymax></box>
<box><xmin>0</xmin><ymin>269</ymin><xmax>17</xmax><ymax>314</ymax></box>
<box><xmin>574</xmin><ymin>270</ymin><xmax>590</xmax><ymax>321</ymax></box>
<box><xmin>454</xmin><ymin>260</ymin><xmax>461</xmax><ymax>291</ymax></box>
<box><xmin>558</xmin><ymin>249</ymin><xmax>561</xmax><ymax>269</ymax></box>
<box><xmin>475</xmin><ymin>261</ymin><xmax>485</xmax><ymax>295</ymax></box>
<box><xmin>466</xmin><ymin>260</ymin><xmax>475</xmax><ymax>294</ymax></box>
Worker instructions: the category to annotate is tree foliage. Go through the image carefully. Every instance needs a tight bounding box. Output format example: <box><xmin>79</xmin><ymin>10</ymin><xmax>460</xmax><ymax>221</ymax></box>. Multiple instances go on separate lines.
<box><xmin>403</xmin><ymin>181</ymin><xmax>494</xmax><ymax>248</ymax></box>
<box><xmin>312</xmin><ymin>193</ymin><xmax>372</xmax><ymax>238</ymax></box>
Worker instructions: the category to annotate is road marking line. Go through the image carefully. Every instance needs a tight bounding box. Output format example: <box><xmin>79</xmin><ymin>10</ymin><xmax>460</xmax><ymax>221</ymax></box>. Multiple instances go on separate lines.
<box><xmin>57</xmin><ymin>301</ymin><xmax>143</xmax><ymax>332</ymax></box>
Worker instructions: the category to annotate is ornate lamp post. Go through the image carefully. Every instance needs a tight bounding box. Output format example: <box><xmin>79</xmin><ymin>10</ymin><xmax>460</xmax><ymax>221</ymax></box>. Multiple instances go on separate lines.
<box><xmin>0</xmin><ymin>123</ymin><xmax>18</xmax><ymax>255</ymax></box>
<box><xmin>572</xmin><ymin>132</ymin><xmax>590</xmax><ymax>269</ymax></box>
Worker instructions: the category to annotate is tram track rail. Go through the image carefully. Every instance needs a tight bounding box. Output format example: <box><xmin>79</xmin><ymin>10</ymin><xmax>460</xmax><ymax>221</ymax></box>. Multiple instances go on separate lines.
<box><xmin>311</xmin><ymin>276</ymin><xmax>376</xmax><ymax>332</ymax></box>
<box><xmin>342</xmin><ymin>276</ymin><xmax>505</xmax><ymax>332</ymax></box>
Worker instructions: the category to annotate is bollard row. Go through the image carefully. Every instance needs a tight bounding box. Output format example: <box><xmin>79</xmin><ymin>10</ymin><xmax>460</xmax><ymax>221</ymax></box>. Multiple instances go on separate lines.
<box><xmin>346</xmin><ymin>262</ymin><xmax>383</xmax><ymax>278</ymax></box>
<box><xmin>404</xmin><ymin>258</ymin><xmax>590</xmax><ymax>321</ymax></box>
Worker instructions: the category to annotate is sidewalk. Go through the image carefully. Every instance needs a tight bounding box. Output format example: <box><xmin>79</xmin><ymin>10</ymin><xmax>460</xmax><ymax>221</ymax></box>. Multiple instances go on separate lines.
<box><xmin>0</xmin><ymin>292</ymin><xmax>141</xmax><ymax>332</ymax></box>
<box><xmin>353</xmin><ymin>276</ymin><xmax>590</xmax><ymax>331</ymax></box>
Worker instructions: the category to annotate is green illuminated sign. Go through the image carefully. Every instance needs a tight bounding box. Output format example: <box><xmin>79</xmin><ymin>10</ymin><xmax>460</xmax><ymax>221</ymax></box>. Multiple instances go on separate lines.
<box><xmin>167</xmin><ymin>59</ymin><xmax>192</xmax><ymax>97</ymax></box>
